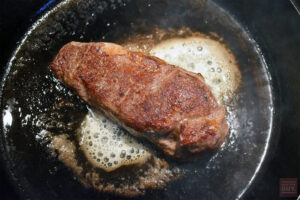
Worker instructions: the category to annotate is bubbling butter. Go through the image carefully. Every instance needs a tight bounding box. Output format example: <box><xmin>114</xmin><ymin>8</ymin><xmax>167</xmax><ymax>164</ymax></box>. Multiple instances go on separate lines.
<box><xmin>78</xmin><ymin>110</ymin><xmax>151</xmax><ymax>172</ymax></box>
<box><xmin>150</xmin><ymin>37</ymin><xmax>241</xmax><ymax>104</ymax></box>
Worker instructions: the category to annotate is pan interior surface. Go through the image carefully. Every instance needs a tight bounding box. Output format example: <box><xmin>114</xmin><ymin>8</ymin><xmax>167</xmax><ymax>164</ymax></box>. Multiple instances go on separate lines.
<box><xmin>0</xmin><ymin>0</ymin><xmax>274</xmax><ymax>199</ymax></box>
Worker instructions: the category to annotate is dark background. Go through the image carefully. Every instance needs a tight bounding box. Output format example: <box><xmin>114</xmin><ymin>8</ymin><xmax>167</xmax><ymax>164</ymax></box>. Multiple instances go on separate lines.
<box><xmin>0</xmin><ymin>0</ymin><xmax>299</xmax><ymax>199</ymax></box>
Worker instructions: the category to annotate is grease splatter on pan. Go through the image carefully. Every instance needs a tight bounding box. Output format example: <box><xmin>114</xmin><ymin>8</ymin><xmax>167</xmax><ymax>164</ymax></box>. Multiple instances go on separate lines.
<box><xmin>50</xmin><ymin>131</ymin><xmax>180</xmax><ymax>197</ymax></box>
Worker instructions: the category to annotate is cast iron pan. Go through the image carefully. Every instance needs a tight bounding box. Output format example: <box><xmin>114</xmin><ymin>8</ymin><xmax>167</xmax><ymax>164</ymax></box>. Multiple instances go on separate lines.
<box><xmin>0</xmin><ymin>0</ymin><xmax>279</xmax><ymax>199</ymax></box>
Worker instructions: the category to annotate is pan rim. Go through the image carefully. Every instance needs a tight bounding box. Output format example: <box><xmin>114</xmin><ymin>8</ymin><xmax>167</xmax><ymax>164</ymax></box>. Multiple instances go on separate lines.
<box><xmin>0</xmin><ymin>0</ymin><xmax>279</xmax><ymax>199</ymax></box>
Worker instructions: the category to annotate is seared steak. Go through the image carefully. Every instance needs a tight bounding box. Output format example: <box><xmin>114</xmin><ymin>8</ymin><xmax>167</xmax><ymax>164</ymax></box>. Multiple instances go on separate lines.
<box><xmin>51</xmin><ymin>42</ymin><xmax>228</xmax><ymax>158</ymax></box>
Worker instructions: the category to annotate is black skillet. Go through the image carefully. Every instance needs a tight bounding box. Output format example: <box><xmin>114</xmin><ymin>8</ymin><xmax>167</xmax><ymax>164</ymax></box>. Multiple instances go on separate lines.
<box><xmin>1</xmin><ymin>0</ymin><xmax>299</xmax><ymax>200</ymax></box>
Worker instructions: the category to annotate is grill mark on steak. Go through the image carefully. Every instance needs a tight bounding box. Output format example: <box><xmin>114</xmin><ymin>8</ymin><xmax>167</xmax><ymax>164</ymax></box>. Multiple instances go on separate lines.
<box><xmin>51</xmin><ymin>42</ymin><xmax>229</xmax><ymax>158</ymax></box>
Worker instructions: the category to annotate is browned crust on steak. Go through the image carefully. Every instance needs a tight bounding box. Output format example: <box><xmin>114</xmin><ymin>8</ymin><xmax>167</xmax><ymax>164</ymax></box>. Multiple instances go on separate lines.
<box><xmin>51</xmin><ymin>42</ymin><xmax>229</xmax><ymax>158</ymax></box>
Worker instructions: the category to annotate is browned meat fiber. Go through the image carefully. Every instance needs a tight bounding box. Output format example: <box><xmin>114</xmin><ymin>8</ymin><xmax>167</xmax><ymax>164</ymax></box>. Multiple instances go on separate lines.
<box><xmin>51</xmin><ymin>42</ymin><xmax>229</xmax><ymax>158</ymax></box>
